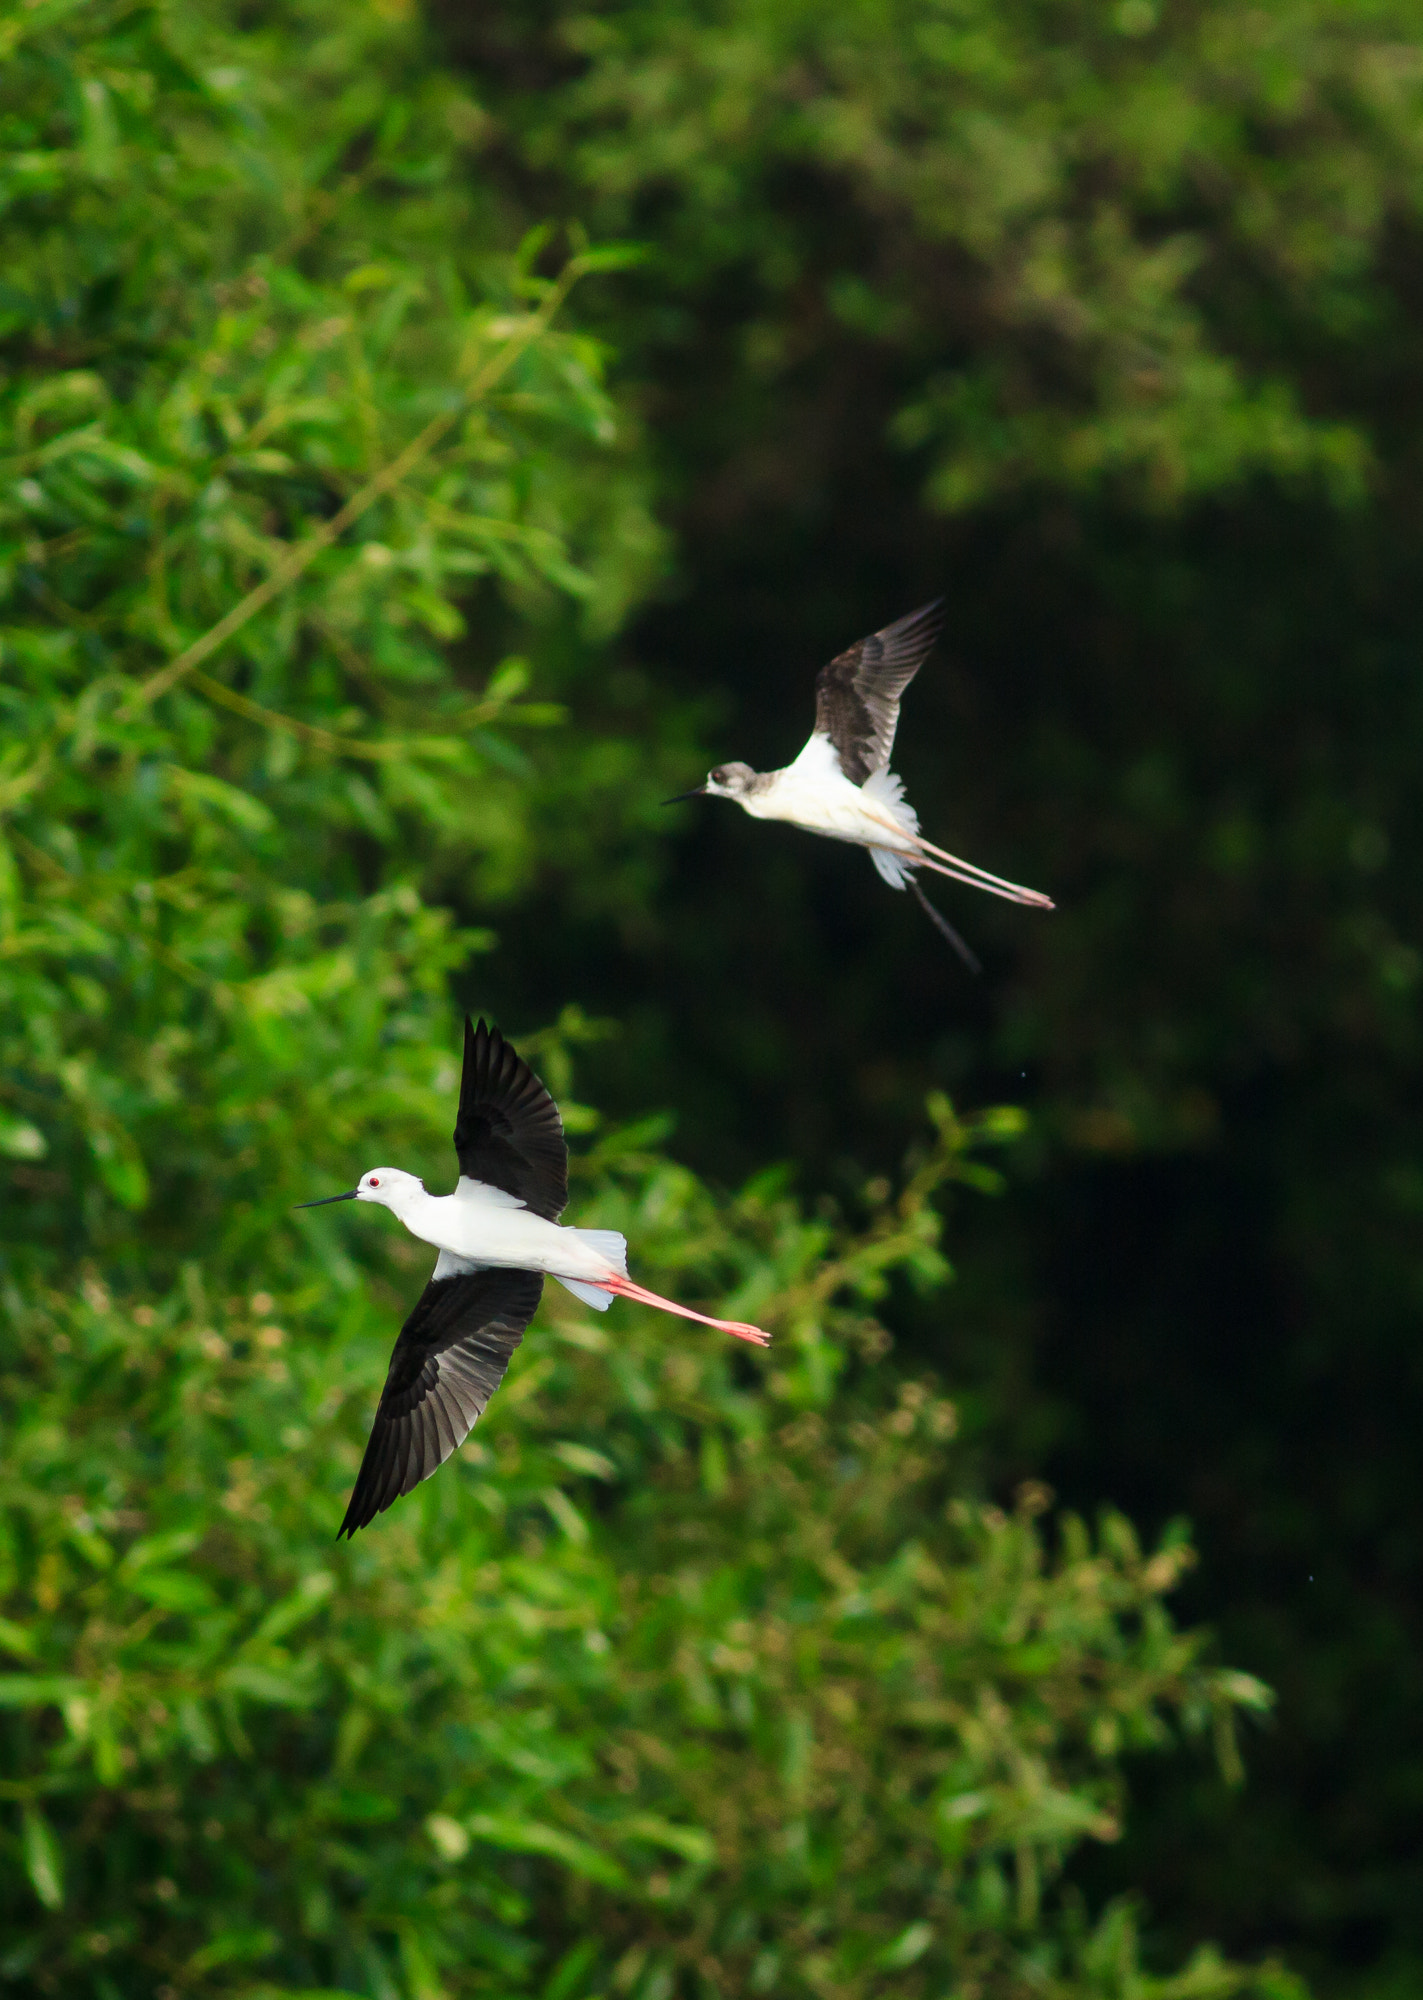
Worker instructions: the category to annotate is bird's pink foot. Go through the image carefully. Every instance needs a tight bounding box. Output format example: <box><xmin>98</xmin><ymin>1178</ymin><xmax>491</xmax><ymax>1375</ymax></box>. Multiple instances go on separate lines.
<box><xmin>597</xmin><ymin>1273</ymin><xmax>771</xmax><ymax>1347</ymax></box>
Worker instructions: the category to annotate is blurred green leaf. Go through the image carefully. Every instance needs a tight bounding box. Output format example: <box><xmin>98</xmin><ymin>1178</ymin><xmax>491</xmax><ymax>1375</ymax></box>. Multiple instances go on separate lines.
<box><xmin>20</xmin><ymin>1806</ymin><xmax>62</xmax><ymax>1912</ymax></box>
<box><xmin>467</xmin><ymin>1816</ymin><xmax>629</xmax><ymax>1890</ymax></box>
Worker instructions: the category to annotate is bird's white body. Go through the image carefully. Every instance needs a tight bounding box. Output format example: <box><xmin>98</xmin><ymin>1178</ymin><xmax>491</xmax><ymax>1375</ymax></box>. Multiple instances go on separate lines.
<box><xmin>683</xmin><ymin>602</ymin><xmax>1054</xmax><ymax>937</ymax></box>
<box><xmin>353</xmin><ymin>1169</ymin><xmax>627</xmax><ymax>1305</ymax></box>
<box><xmin>303</xmin><ymin>1016</ymin><xmax>771</xmax><ymax>1540</ymax></box>
<box><xmin>705</xmin><ymin>731</ymin><xmax>1051</xmax><ymax>911</ymax></box>
<box><xmin>716</xmin><ymin>735</ymin><xmax>921</xmax><ymax>885</ymax></box>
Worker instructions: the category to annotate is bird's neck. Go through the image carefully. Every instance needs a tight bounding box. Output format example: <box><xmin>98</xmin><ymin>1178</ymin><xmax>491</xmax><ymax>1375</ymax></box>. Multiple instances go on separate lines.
<box><xmin>379</xmin><ymin>1181</ymin><xmax>429</xmax><ymax>1222</ymax></box>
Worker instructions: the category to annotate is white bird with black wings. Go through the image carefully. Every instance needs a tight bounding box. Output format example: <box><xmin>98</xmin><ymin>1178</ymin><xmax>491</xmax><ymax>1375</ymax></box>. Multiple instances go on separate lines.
<box><xmin>666</xmin><ymin>601</ymin><xmax>1053</xmax><ymax>967</ymax></box>
<box><xmin>300</xmin><ymin>1017</ymin><xmax>768</xmax><ymax>1537</ymax></box>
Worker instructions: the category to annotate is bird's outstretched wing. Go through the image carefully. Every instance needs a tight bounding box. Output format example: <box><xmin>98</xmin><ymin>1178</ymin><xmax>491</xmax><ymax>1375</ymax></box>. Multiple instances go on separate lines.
<box><xmin>813</xmin><ymin>600</ymin><xmax>945</xmax><ymax>785</ymax></box>
<box><xmin>337</xmin><ymin>1264</ymin><xmax>543</xmax><ymax>1538</ymax></box>
<box><xmin>453</xmin><ymin>1015</ymin><xmax>568</xmax><ymax>1219</ymax></box>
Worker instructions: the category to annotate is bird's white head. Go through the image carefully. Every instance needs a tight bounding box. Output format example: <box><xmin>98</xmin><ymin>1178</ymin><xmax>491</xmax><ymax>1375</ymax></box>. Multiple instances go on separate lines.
<box><xmin>298</xmin><ymin>1167</ymin><xmax>425</xmax><ymax>1215</ymax></box>
<box><xmin>703</xmin><ymin>761</ymin><xmax>758</xmax><ymax>800</ymax></box>
<box><xmin>353</xmin><ymin>1167</ymin><xmax>424</xmax><ymax>1209</ymax></box>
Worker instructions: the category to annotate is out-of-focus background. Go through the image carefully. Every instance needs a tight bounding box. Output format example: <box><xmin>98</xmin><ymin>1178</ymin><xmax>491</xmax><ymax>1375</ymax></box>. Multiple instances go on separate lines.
<box><xmin>2</xmin><ymin>1</ymin><xmax>1421</xmax><ymax>1994</ymax></box>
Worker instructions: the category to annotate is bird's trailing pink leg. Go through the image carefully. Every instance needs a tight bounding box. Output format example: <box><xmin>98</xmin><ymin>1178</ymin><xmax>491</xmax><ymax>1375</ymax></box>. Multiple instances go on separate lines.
<box><xmin>594</xmin><ymin>1273</ymin><xmax>771</xmax><ymax>1347</ymax></box>
<box><xmin>858</xmin><ymin>804</ymin><xmax>1054</xmax><ymax>909</ymax></box>
<box><xmin>910</xmin><ymin>849</ymin><xmax>1055</xmax><ymax>908</ymax></box>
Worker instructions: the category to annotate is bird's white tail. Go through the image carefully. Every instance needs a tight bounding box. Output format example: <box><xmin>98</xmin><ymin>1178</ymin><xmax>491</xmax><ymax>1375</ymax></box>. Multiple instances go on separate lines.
<box><xmin>863</xmin><ymin>768</ymin><xmax>918</xmax><ymax>889</ymax></box>
<box><xmin>862</xmin><ymin>764</ymin><xmax>919</xmax><ymax>831</ymax></box>
<box><xmin>554</xmin><ymin>1228</ymin><xmax>629</xmax><ymax>1311</ymax></box>
<box><xmin>556</xmin><ymin>1277</ymin><xmax>615</xmax><ymax>1310</ymax></box>
<box><xmin>573</xmin><ymin>1227</ymin><xmax>628</xmax><ymax>1272</ymax></box>
<box><xmin>870</xmin><ymin>845</ymin><xmax>912</xmax><ymax>889</ymax></box>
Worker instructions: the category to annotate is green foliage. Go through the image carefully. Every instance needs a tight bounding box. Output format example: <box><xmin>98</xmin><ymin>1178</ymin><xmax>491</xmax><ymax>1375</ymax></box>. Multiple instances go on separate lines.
<box><xmin>0</xmin><ymin>0</ymin><xmax>668</xmax><ymax>1272</ymax></box>
<box><xmin>0</xmin><ymin>0</ymin><xmax>1324</xmax><ymax>1995</ymax></box>
<box><xmin>1</xmin><ymin>1136</ymin><xmax>1282</xmax><ymax>1999</ymax></box>
<box><xmin>469</xmin><ymin>0</ymin><xmax>1423</xmax><ymax>510</ymax></box>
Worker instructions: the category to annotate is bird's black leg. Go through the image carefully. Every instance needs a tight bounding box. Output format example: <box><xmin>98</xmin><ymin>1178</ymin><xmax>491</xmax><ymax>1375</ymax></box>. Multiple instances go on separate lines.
<box><xmin>908</xmin><ymin>877</ymin><xmax>982</xmax><ymax>974</ymax></box>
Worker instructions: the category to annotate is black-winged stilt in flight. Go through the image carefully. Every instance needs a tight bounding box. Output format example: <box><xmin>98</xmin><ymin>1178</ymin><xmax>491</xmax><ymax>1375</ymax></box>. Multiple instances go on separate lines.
<box><xmin>665</xmin><ymin>601</ymin><xmax>1053</xmax><ymax>968</ymax></box>
<box><xmin>299</xmin><ymin>1017</ymin><xmax>768</xmax><ymax>1537</ymax></box>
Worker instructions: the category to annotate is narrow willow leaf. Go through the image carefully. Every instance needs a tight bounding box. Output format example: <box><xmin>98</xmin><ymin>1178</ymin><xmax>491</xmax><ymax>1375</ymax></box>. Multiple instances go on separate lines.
<box><xmin>21</xmin><ymin>1806</ymin><xmax>63</xmax><ymax>1911</ymax></box>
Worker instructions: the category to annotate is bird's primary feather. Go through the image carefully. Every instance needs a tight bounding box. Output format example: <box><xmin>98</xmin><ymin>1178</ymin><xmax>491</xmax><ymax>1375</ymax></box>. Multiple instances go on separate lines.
<box><xmin>813</xmin><ymin>599</ymin><xmax>945</xmax><ymax>785</ymax></box>
<box><xmin>337</xmin><ymin>1263</ymin><xmax>543</xmax><ymax>1538</ymax></box>
<box><xmin>453</xmin><ymin>1016</ymin><xmax>568</xmax><ymax>1220</ymax></box>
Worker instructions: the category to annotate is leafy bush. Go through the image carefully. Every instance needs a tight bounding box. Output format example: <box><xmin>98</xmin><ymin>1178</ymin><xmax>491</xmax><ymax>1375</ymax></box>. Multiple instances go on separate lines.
<box><xmin>0</xmin><ymin>2</ymin><xmax>1305</xmax><ymax>1996</ymax></box>
<box><xmin>465</xmin><ymin>0</ymin><xmax>1423</xmax><ymax>508</ymax></box>
<box><xmin>2</xmin><ymin>1116</ymin><xmax>1290</xmax><ymax>2000</ymax></box>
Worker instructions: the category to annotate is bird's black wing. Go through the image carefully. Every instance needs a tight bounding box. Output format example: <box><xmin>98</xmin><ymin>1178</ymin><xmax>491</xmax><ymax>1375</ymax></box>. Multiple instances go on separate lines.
<box><xmin>452</xmin><ymin>1015</ymin><xmax>568</xmax><ymax>1220</ymax></box>
<box><xmin>813</xmin><ymin>600</ymin><xmax>944</xmax><ymax>785</ymax></box>
<box><xmin>337</xmin><ymin>1264</ymin><xmax>543</xmax><ymax>1538</ymax></box>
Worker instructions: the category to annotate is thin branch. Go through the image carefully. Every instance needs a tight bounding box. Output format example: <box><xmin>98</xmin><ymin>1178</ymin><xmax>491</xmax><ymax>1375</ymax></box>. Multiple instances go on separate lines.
<box><xmin>7</xmin><ymin>825</ymin><xmax>67</xmax><ymax>878</ymax></box>
<box><xmin>130</xmin><ymin>258</ymin><xmax>589</xmax><ymax>712</ymax></box>
<box><xmin>185</xmin><ymin>668</ymin><xmax>404</xmax><ymax>761</ymax></box>
<box><xmin>186</xmin><ymin>663</ymin><xmax>531</xmax><ymax>762</ymax></box>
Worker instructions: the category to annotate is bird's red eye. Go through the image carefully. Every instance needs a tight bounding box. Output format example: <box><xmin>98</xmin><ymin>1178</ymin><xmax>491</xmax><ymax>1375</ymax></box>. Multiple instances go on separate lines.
<box><xmin>369</xmin><ymin>1177</ymin><xmax>380</xmax><ymax>1187</ymax></box>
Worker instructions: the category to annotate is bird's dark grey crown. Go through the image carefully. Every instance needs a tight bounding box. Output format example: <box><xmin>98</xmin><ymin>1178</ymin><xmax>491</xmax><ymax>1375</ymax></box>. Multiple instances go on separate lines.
<box><xmin>707</xmin><ymin>760</ymin><xmax>763</xmax><ymax>796</ymax></box>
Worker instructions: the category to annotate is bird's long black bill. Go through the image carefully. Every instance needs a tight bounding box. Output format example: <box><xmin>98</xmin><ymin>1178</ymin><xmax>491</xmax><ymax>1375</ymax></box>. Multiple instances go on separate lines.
<box><xmin>661</xmin><ymin>786</ymin><xmax>706</xmax><ymax>804</ymax></box>
<box><xmin>295</xmin><ymin>1190</ymin><xmax>358</xmax><ymax>1208</ymax></box>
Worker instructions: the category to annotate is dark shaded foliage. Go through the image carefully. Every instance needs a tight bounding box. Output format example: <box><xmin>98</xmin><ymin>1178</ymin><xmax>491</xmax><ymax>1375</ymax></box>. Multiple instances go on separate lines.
<box><xmin>428</xmin><ymin>3</ymin><xmax>1423</xmax><ymax>1992</ymax></box>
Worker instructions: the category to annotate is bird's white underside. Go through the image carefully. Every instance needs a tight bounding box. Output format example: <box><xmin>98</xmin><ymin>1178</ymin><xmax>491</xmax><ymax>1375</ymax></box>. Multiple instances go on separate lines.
<box><xmin>365</xmin><ymin>1174</ymin><xmax>629</xmax><ymax>1304</ymax></box>
<box><xmin>733</xmin><ymin>732</ymin><xmax>921</xmax><ymax>886</ymax></box>
<box><xmin>720</xmin><ymin>730</ymin><xmax>1052</xmax><ymax>910</ymax></box>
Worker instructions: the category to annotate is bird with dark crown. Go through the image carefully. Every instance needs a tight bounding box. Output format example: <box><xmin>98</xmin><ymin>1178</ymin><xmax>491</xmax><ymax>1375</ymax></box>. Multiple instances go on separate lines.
<box><xmin>667</xmin><ymin>601</ymin><xmax>1052</xmax><ymax>967</ymax></box>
